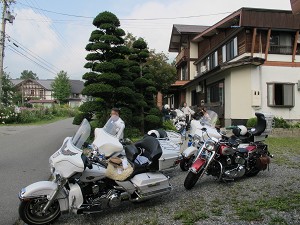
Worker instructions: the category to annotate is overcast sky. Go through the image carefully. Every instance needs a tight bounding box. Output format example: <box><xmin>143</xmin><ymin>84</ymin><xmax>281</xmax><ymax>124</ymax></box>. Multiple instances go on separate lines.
<box><xmin>4</xmin><ymin>0</ymin><xmax>291</xmax><ymax>80</ymax></box>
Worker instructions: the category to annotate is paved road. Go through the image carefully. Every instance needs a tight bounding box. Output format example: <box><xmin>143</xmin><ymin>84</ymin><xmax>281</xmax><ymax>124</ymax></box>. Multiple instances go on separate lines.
<box><xmin>0</xmin><ymin>118</ymin><xmax>78</xmax><ymax>225</ymax></box>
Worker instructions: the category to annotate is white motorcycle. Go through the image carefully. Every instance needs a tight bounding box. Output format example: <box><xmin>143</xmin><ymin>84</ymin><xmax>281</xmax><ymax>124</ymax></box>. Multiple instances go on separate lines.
<box><xmin>18</xmin><ymin>118</ymin><xmax>172</xmax><ymax>225</ymax></box>
<box><xmin>180</xmin><ymin>110</ymin><xmax>221</xmax><ymax>171</ymax></box>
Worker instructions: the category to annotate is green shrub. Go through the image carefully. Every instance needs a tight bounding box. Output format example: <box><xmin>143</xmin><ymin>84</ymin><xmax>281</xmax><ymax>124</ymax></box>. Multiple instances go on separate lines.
<box><xmin>246</xmin><ymin>117</ymin><xmax>257</xmax><ymax>128</ymax></box>
<box><xmin>162</xmin><ymin>120</ymin><xmax>177</xmax><ymax>131</ymax></box>
<box><xmin>274</xmin><ymin>117</ymin><xmax>290</xmax><ymax>128</ymax></box>
<box><xmin>73</xmin><ymin>112</ymin><xmax>93</xmax><ymax>125</ymax></box>
<box><xmin>145</xmin><ymin>115</ymin><xmax>161</xmax><ymax>131</ymax></box>
<box><xmin>124</xmin><ymin>127</ymin><xmax>142</xmax><ymax>139</ymax></box>
<box><xmin>0</xmin><ymin>105</ymin><xmax>19</xmax><ymax>124</ymax></box>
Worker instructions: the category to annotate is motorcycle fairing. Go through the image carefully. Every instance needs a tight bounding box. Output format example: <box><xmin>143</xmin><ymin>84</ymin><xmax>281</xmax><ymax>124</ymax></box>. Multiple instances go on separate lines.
<box><xmin>50</xmin><ymin>137</ymin><xmax>85</xmax><ymax>178</ymax></box>
<box><xmin>68</xmin><ymin>183</ymin><xmax>83</xmax><ymax>214</ymax></box>
<box><xmin>190</xmin><ymin>158</ymin><xmax>206</xmax><ymax>173</ymax></box>
<box><xmin>19</xmin><ymin>181</ymin><xmax>69</xmax><ymax>212</ymax></box>
<box><xmin>92</xmin><ymin>128</ymin><xmax>123</xmax><ymax>157</ymax></box>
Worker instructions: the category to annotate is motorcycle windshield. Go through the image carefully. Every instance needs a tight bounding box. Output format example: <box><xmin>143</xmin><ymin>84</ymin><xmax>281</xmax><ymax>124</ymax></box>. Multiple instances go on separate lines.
<box><xmin>175</xmin><ymin>109</ymin><xmax>185</xmax><ymax>119</ymax></box>
<box><xmin>72</xmin><ymin>118</ymin><xmax>91</xmax><ymax>149</ymax></box>
<box><xmin>200</xmin><ymin>110</ymin><xmax>218</xmax><ymax>127</ymax></box>
<box><xmin>103</xmin><ymin>115</ymin><xmax>119</xmax><ymax>136</ymax></box>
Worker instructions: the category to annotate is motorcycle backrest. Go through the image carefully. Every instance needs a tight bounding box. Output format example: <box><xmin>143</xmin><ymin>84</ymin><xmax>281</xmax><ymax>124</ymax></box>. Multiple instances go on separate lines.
<box><xmin>135</xmin><ymin>136</ymin><xmax>162</xmax><ymax>170</ymax></box>
<box><xmin>251</xmin><ymin>113</ymin><xmax>267</xmax><ymax>136</ymax></box>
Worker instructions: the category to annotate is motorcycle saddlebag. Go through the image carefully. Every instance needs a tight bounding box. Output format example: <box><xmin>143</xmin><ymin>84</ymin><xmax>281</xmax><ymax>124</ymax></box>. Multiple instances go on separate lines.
<box><xmin>130</xmin><ymin>172</ymin><xmax>171</xmax><ymax>196</ymax></box>
<box><xmin>256</xmin><ymin>155</ymin><xmax>270</xmax><ymax>171</ymax></box>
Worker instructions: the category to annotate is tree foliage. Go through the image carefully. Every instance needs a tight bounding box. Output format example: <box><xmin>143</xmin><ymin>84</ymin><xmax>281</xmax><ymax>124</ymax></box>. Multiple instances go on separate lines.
<box><xmin>51</xmin><ymin>71</ymin><xmax>71</xmax><ymax>104</ymax></box>
<box><xmin>78</xmin><ymin>11</ymin><xmax>133</xmax><ymax>126</ymax></box>
<box><xmin>19</xmin><ymin>70</ymin><xmax>39</xmax><ymax>80</ymax></box>
<box><xmin>146</xmin><ymin>51</ymin><xmax>177</xmax><ymax>93</ymax></box>
<box><xmin>1</xmin><ymin>72</ymin><xmax>16</xmax><ymax>106</ymax></box>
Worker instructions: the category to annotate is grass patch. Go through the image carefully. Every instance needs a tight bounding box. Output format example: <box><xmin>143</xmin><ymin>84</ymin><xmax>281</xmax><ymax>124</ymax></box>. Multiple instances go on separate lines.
<box><xmin>234</xmin><ymin>204</ymin><xmax>263</xmax><ymax>221</ymax></box>
<box><xmin>256</xmin><ymin>192</ymin><xmax>300</xmax><ymax>211</ymax></box>
<box><xmin>266</xmin><ymin>137</ymin><xmax>300</xmax><ymax>168</ymax></box>
<box><xmin>174</xmin><ymin>210</ymin><xmax>209</xmax><ymax>225</ymax></box>
<box><xmin>269</xmin><ymin>216</ymin><xmax>288</xmax><ymax>225</ymax></box>
<box><xmin>211</xmin><ymin>207</ymin><xmax>222</xmax><ymax>216</ymax></box>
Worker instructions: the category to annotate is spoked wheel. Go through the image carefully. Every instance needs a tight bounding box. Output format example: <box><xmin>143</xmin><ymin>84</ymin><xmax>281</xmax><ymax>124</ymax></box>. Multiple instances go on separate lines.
<box><xmin>19</xmin><ymin>198</ymin><xmax>61</xmax><ymax>225</ymax></box>
<box><xmin>180</xmin><ymin>156</ymin><xmax>195</xmax><ymax>171</ymax></box>
<box><xmin>184</xmin><ymin>168</ymin><xmax>204</xmax><ymax>190</ymax></box>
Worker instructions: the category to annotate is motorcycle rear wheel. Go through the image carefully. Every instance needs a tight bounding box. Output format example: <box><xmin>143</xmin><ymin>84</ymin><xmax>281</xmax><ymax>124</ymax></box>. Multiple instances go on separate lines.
<box><xmin>19</xmin><ymin>198</ymin><xmax>61</xmax><ymax>225</ymax></box>
<box><xmin>246</xmin><ymin>168</ymin><xmax>260</xmax><ymax>177</ymax></box>
<box><xmin>184</xmin><ymin>169</ymin><xmax>203</xmax><ymax>190</ymax></box>
<box><xmin>180</xmin><ymin>156</ymin><xmax>195</xmax><ymax>171</ymax></box>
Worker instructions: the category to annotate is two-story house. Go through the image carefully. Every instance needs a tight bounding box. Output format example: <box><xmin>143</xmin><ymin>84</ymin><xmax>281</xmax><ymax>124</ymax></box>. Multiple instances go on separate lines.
<box><xmin>168</xmin><ymin>24</ymin><xmax>209</xmax><ymax>109</ymax></box>
<box><xmin>11</xmin><ymin>79</ymin><xmax>85</xmax><ymax>107</ymax></box>
<box><xmin>169</xmin><ymin>8</ymin><xmax>300</xmax><ymax>126</ymax></box>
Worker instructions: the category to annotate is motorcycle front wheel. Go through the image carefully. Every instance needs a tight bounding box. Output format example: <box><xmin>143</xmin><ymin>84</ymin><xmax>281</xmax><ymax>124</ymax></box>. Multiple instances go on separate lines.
<box><xmin>19</xmin><ymin>198</ymin><xmax>61</xmax><ymax>225</ymax></box>
<box><xmin>180</xmin><ymin>156</ymin><xmax>195</xmax><ymax>171</ymax></box>
<box><xmin>184</xmin><ymin>168</ymin><xmax>203</xmax><ymax>190</ymax></box>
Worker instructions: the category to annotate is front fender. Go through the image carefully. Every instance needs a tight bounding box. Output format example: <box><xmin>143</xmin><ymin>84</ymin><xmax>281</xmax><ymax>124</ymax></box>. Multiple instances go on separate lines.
<box><xmin>19</xmin><ymin>181</ymin><xmax>69</xmax><ymax>212</ymax></box>
<box><xmin>182</xmin><ymin>146</ymin><xmax>197</xmax><ymax>158</ymax></box>
<box><xmin>190</xmin><ymin>158</ymin><xmax>206</xmax><ymax>173</ymax></box>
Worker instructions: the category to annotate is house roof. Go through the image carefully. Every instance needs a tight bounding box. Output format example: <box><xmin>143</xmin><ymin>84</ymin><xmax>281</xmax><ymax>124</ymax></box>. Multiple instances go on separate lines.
<box><xmin>11</xmin><ymin>79</ymin><xmax>84</xmax><ymax>94</ymax></box>
<box><xmin>169</xmin><ymin>24</ymin><xmax>209</xmax><ymax>52</ymax></box>
<box><xmin>193</xmin><ymin>7</ymin><xmax>300</xmax><ymax>42</ymax></box>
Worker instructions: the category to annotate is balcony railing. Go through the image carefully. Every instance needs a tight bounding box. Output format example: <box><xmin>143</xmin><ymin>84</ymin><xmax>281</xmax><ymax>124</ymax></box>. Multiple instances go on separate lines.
<box><xmin>269</xmin><ymin>45</ymin><xmax>293</xmax><ymax>55</ymax></box>
<box><xmin>176</xmin><ymin>48</ymin><xmax>188</xmax><ymax>65</ymax></box>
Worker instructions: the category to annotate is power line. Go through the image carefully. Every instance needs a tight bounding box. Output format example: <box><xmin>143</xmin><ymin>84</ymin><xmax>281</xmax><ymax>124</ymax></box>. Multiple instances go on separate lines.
<box><xmin>6</xmin><ymin>33</ymin><xmax>61</xmax><ymax>71</ymax></box>
<box><xmin>17</xmin><ymin>2</ymin><xmax>232</xmax><ymax>21</ymax></box>
<box><xmin>7</xmin><ymin>45</ymin><xmax>58</xmax><ymax>75</ymax></box>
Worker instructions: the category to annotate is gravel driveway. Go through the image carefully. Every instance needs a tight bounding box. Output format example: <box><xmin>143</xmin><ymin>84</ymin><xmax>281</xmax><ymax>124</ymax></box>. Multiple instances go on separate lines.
<box><xmin>51</xmin><ymin>162</ymin><xmax>300</xmax><ymax>225</ymax></box>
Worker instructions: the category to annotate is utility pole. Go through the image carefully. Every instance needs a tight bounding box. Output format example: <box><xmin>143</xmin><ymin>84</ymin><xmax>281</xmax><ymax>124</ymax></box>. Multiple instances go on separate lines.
<box><xmin>0</xmin><ymin>0</ymin><xmax>14</xmax><ymax>101</ymax></box>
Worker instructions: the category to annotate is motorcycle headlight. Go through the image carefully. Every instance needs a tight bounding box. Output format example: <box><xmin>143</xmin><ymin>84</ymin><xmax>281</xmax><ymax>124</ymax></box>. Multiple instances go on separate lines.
<box><xmin>204</xmin><ymin>140</ymin><xmax>215</xmax><ymax>151</ymax></box>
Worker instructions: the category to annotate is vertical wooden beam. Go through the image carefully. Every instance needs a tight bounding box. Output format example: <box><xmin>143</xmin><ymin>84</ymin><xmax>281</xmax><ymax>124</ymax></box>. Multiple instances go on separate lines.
<box><xmin>265</xmin><ymin>28</ymin><xmax>271</xmax><ymax>61</ymax></box>
<box><xmin>292</xmin><ymin>30</ymin><xmax>299</xmax><ymax>62</ymax></box>
<box><xmin>251</xmin><ymin>28</ymin><xmax>257</xmax><ymax>57</ymax></box>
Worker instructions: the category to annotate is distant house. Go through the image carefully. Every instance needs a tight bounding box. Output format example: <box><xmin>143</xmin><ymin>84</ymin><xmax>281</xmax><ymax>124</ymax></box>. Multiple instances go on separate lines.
<box><xmin>11</xmin><ymin>79</ymin><xmax>85</xmax><ymax>107</ymax></box>
<box><xmin>168</xmin><ymin>8</ymin><xmax>300</xmax><ymax>126</ymax></box>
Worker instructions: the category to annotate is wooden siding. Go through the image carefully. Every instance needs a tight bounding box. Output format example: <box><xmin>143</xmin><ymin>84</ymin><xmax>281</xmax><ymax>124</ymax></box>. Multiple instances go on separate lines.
<box><xmin>241</xmin><ymin>10</ymin><xmax>300</xmax><ymax>30</ymax></box>
<box><xmin>198</xmin><ymin>28</ymin><xmax>242</xmax><ymax>62</ymax></box>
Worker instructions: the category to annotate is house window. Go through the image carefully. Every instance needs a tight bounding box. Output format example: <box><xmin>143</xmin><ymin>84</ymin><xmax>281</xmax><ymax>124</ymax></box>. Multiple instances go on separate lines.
<box><xmin>30</xmin><ymin>90</ymin><xmax>35</xmax><ymax>96</ymax></box>
<box><xmin>222</xmin><ymin>37</ymin><xmax>238</xmax><ymax>62</ymax></box>
<box><xmin>206</xmin><ymin>81</ymin><xmax>224</xmax><ymax>104</ymax></box>
<box><xmin>269</xmin><ymin>32</ymin><xmax>293</xmax><ymax>55</ymax></box>
<box><xmin>267</xmin><ymin>83</ymin><xmax>294</xmax><ymax>107</ymax></box>
<box><xmin>209</xmin><ymin>51</ymin><xmax>218</xmax><ymax>69</ymax></box>
<box><xmin>39</xmin><ymin>90</ymin><xmax>44</xmax><ymax>98</ymax></box>
<box><xmin>181</xmin><ymin>65</ymin><xmax>188</xmax><ymax>80</ymax></box>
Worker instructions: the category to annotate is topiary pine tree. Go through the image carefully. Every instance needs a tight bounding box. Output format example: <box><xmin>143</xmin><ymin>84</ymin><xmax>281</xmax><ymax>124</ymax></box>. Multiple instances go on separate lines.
<box><xmin>78</xmin><ymin>11</ymin><xmax>135</xmax><ymax>126</ymax></box>
<box><xmin>129</xmin><ymin>38</ymin><xmax>161</xmax><ymax>133</ymax></box>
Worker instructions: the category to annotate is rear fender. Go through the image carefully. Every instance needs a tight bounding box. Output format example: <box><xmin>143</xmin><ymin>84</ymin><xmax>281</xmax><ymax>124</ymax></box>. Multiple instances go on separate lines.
<box><xmin>182</xmin><ymin>146</ymin><xmax>197</xmax><ymax>158</ymax></box>
<box><xmin>19</xmin><ymin>181</ymin><xmax>69</xmax><ymax>212</ymax></box>
<box><xmin>190</xmin><ymin>158</ymin><xmax>206</xmax><ymax>173</ymax></box>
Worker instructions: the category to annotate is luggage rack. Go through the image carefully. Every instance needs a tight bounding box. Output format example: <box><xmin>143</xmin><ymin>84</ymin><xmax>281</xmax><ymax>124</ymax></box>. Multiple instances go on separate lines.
<box><xmin>157</xmin><ymin>130</ymin><xmax>182</xmax><ymax>152</ymax></box>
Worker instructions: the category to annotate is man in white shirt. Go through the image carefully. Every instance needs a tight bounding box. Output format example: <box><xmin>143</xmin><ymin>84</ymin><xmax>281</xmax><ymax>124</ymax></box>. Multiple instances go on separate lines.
<box><xmin>110</xmin><ymin>108</ymin><xmax>125</xmax><ymax>140</ymax></box>
<box><xmin>182</xmin><ymin>103</ymin><xmax>195</xmax><ymax>129</ymax></box>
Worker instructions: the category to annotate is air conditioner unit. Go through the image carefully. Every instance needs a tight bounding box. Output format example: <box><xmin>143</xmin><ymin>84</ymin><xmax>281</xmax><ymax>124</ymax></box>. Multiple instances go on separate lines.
<box><xmin>201</xmin><ymin>65</ymin><xmax>207</xmax><ymax>73</ymax></box>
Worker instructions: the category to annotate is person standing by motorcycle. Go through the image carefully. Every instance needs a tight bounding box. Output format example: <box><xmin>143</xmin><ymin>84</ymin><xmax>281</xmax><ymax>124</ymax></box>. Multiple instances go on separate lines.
<box><xmin>109</xmin><ymin>108</ymin><xmax>125</xmax><ymax>140</ymax></box>
<box><xmin>182</xmin><ymin>103</ymin><xmax>195</xmax><ymax>129</ymax></box>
